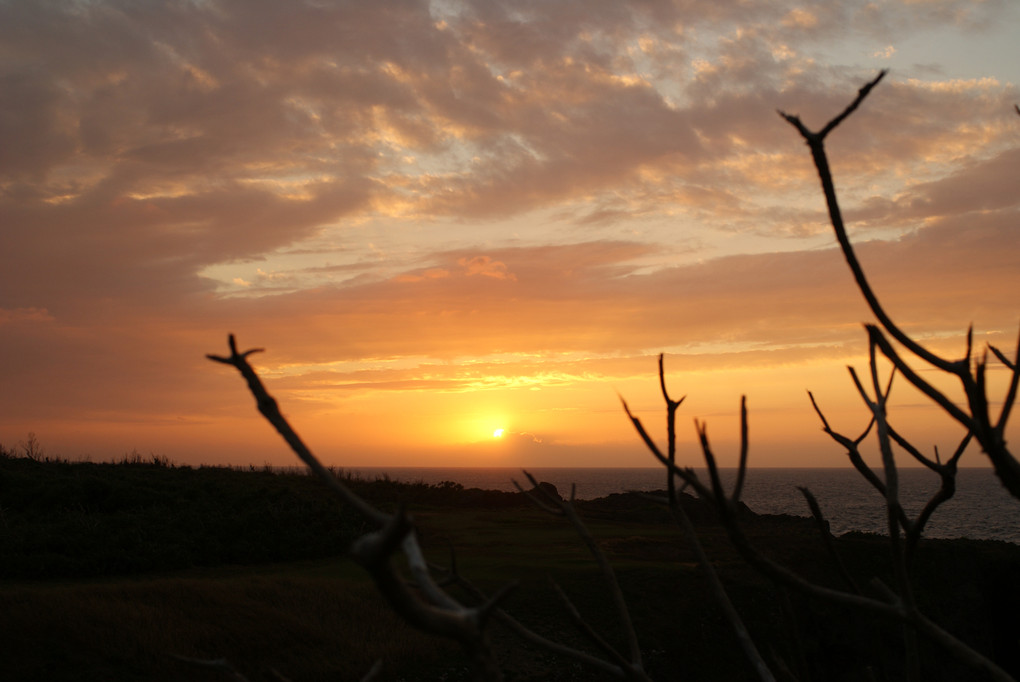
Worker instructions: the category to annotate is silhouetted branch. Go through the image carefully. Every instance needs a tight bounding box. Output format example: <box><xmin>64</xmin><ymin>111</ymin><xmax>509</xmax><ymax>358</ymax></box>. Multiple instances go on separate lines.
<box><xmin>620</xmin><ymin>397</ymin><xmax>713</xmax><ymax>501</ymax></box>
<box><xmin>655</xmin><ymin>367</ymin><xmax>776</xmax><ymax>682</ymax></box>
<box><xmin>209</xmin><ymin>335</ymin><xmax>505</xmax><ymax>680</ymax></box>
<box><xmin>629</xmin><ymin>352</ymin><xmax>1016</xmax><ymax>681</ymax></box>
<box><xmin>864</xmin><ymin>335</ymin><xmax>922</xmax><ymax>682</ymax></box>
<box><xmin>172</xmin><ymin>655</ymin><xmax>251</xmax><ymax>682</ymax></box>
<box><xmin>206</xmin><ymin>71</ymin><xmax>1020</xmax><ymax>682</ymax></box>
<box><xmin>207</xmin><ymin>335</ymin><xmax>387</xmax><ymax>526</ymax></box>
<box><xmin>442</xmin><ymin>570</ymin><xmax>631</xmax><ymax>678</ymax></box>
<box><xmin>865</xmin><ymin>326</ymin><xmax>973</xmax><ymax>427</ymax></box>
<box><xmin>905</xmin><ymin>433</ymin><xmax>970</xmax><ymax>562</ymax></box>
<box><xmin>808</xmin><ymin>389</ymin><xmax>885</xmax><ymax>493</ymax></box>
<box><xmin>781</xmin><ymin>71</ymin><xmax>1019</xmax><ymax>500</ymax></box>
<box><xmin>991</xmin><ymin>331</ymin><xmax>1020</xmax><ymax>436</ymax></box>
<box><xmin>733</xmin><ymin>396</ymin><xmax>750</xmax><ymax>505</ymax></box>
<box><xmin>811</xmin><ymin>380</ymin><xmax>913</xmax><ymax>534</ymax></box>
<box><xmin>658</xmin><ymin>353</ymin><xmax>686</xmax><ymax>504</ymax></box>
<box><xmin>779</xmin><ymin>71</ymin><xmax>951</xmax><ymax>374</ymax></box>
<box><xmin>516</xmin><ymin>470</ymin><xmax>648</xmax><ymax>679</ymax></box>
<box><xmin>797</xmin><ymin>486</ymin><xmax>860</xmax><ymax>595</ymax></box>
<box><xmin>550</xmin><ymin>580</ymin><xmax>636</xmax><ymax>671</ymax></box>
<box><xmin>360</xmin><ymin>660</ymin><xmax>384</xmax><ymax>682</ymax></box>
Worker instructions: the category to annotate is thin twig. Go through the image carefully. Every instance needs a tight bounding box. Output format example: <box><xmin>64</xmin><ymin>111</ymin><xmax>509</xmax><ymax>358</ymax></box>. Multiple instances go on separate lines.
<box><xmin>209</xmin><ymin>335</ymin><xmax>503</xmax><ymax>680</ymax></box>
<box><xmin>359</xmin><ymin>660</ymin><xmax>384</xmax><ymax>682</ymax></box>
<box><xmin>171</xmin><ymin>655</ymin><xmax>251</xmax><ymax>682</ymax></box>
<box><xmin>550</xmin><ymin>580</ymin><xmax>636</xmax><ymax>671</ymax></box>
<box><xmin>520</xmin><ymin>470</ymin><xmax>647</xmax><ymax>674</ymax></box>
<box><xmin>797</xmin><ymin>487</ymin><xmax>860</xmax><ymax>595</ymax></box>
<box><xmin>626</xmin><ymin>367</ymin><xmax>1016</xmax><ymax>680</ymax></box>
<box><xmin>782</xmin><ymin>70</ymin><xmax>1020</xmax><ymax>500</ymax></box>
<box><xmin>658</xmin><ymin>353</ymin><xmax>686</xmax><ymax>505</ymax></box>
<box><xmin>670</xmin><ymin>487</ymin><xmax>777</xmax><ymax>682</ymax></box>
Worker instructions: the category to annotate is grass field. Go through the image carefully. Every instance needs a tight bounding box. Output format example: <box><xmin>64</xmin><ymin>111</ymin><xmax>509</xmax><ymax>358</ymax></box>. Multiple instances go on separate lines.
<box><xmin>2</xmin><ymin>452</ymin><xmax>1019</xmax><ymax>681</ymax></box>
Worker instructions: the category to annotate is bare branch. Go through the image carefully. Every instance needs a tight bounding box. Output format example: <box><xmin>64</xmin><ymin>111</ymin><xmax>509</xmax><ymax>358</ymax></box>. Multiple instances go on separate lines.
<box><xmin>620</xmin><ymin>395</ymin><xmax>667</xmax><ymax>462</ymax></box>
<box><xmin>867</xmin><ymin>326</ymin><xmax>974</xmax><ymax>428</ymax></box>
<box><xmin>732</xmin><ymin>396</ymin><xmax>750</xmax><ymax>504</ymax></box>
<box><xmin>886</xmin><ymin>425</ymin><xmax>941</xmax><ymax>472</ymax></box>
<box><xmin>635</xmin><ymin>361</ymin><xmax>1015</xmax><ymax>679</ymax></box>
<box><xmin>622</xmin><ymin>399</ymin><xmax>715</xmax><ymax>502</ymax></box>
<box><xmin>991</xmin><ymin>329</ymin><xmax>1020</xmax><ymax>436</ymax></box>
<box><xmin>445</xmin><ymin>572</ymin><xmax>633</xmax><ymax>679</ymax></box>
<box><xmin>171</xmin><ymin>655</ymin><xmax>251</xmax><ymax>682</ymax></box>
<box><xmin>809</xmin><ymin>389</ymin><xmax>891</xmax><ymax>503</ymax></box>
<box><xmin>209</xmin><ymin>335</ymin><xmax>504</xmax><ymax>679</ymax></box>
<box><xmin>905</xmin><ymin>433</ymin><xmax>970</xmax><ymax>562</ymax></box>
<box><xmin>519</xmin><ymin>471</ymin><xmax>646</xmax><ymax>673</ymax></box>
<box><xmin>695</xmin><ymin>419</ymin><xmax>730</xmax><ymax>506</ymax></box>
<box><xmin>778</xmin><ymin>70</ymin><xmax>887</xmax><ymax>142</ymax></box>
<box><xmin>780</xmin><ymin>71</ymin><xmax>962</xmax><ymax>376</ymax></box>
<box><xmin>550</xmin><ymin>580</ymin><xmax>636</xmax><ymax>672</ymax></box>
<box><xmin>797</xmin><ymin>487</ymin><xmax>860</xmax><ymax>595</ymax></box>
<box><xmin>658</xmin><ymin>354</ymin><xmax>686</xmax><ymax>504</ymax></box>
<box><xmin>637</xmin><ymin>357</ymin><xmax>776</xmax><ymax>681</ymax></box>
<box><xmin>670</xmin><ymin>485</ymin><xmax>777</xmax><ymax>682</ymax></box>
<box><xmin>782</xmin><ymin>72</ymin><xmax>1019</xmax><ymax>500</ymax></box>
<box><xmin>359</xmin><ymin>660</ymin><xmax>384</xmax><ymax>682</ymax></box>
<box><xmin>207</xmin><ymin>335</ymin><xmax>387</xmax><ymax>526</ymax></box>
<box><xmin>512</xmin><ymin>476</ymin><xmax>564</xmax><ymax>516</ymax></box>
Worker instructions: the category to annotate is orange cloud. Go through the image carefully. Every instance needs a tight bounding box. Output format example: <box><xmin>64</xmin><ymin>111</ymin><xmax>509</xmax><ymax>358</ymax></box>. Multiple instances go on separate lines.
<box><xmin>394</xmin><ymin>268</ymin><xmax>451</xmax><ymax>283</ymax></box>
<box><xmin>0</xmin><ymin>307</ymin><xmax>54</xmax><ymax>325</ymax></box>
<box><xmin>1</xmin><ymin>0</ymin><xmax>1017</xmax><ymax>467</ymax></box>
<box><xmin>458</xmin><ymin>255</ymin><xmax>517</xmax><ymax>280</ymax></box>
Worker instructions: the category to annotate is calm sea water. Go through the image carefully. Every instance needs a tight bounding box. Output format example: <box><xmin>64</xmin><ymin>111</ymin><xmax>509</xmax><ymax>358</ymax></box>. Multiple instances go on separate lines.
<box><xmin>339</xmin><ymin>466</ymin><xmax>1020</xmax><ymax>544</ymax></box>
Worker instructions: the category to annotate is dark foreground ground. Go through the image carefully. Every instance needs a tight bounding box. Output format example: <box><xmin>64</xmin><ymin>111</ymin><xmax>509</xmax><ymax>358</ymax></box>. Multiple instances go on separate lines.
<box><xmin>2</xmin><ymin>454</ymin><xmax>1019</xmax><ymax>681</ymax></box>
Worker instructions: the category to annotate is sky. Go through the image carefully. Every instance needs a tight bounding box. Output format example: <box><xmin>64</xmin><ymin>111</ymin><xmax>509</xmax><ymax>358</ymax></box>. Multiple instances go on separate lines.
<box><xmin>1</xmin><ymin>0</ymin><xmax>1018</xmax><ymax>471</ymax></box>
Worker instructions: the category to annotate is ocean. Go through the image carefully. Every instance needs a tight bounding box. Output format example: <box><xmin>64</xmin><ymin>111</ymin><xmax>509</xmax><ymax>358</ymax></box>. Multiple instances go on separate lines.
<box><xmin>338</xmin><ymin>466</ymin><xmax>1020</xmax><ymax>544</ymax></box>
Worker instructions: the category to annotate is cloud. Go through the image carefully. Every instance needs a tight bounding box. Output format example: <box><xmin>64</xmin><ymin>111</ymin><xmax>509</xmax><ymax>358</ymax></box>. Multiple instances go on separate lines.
<box><xmin>1</xmin><ymin>0</ymin><xmax>1016</xmax><ymax>462</ymax></box>
<box><xmin>0</xmin><ymin>307</ymin><xmax>54</xmax><ymax>325</ymax></box>
<box><xmin>458</xmin><ymin>255</ymin><xmax>517</xmax><ymax>281</ymax></box>
<box><xmin>189</xmin><ymin>220</ymin><xmax>1018</xmax><ymax>374</ymax></box>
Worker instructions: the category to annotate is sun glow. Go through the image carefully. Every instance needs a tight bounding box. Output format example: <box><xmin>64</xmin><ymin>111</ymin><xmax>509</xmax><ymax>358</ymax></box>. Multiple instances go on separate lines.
<box><xmin>493</xmin><ymin>428</ymin><xmax>505</xmax><ymax>438</ymax></box>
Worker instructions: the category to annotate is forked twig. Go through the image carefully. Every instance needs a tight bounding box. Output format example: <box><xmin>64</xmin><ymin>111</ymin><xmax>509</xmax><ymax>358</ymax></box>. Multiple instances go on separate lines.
<box><xmin>796</xmin><ymin>487</ymin><xmax>860</xmax><ymax>595</ymax></box>
<box><xmin>625</xmin><ymin>356</ymin><xmax>1016</xmax><ymax>682</ymax></box>
<box><xmin>208</xmin><ymin>336</ymin><xmax>386</xmax><ymax>526</ymax></box>
<box><xmin>550</xmin><ymin>580</ymin><xmax>636</xmax><ymax>671</ymax></box>
<box><xmin>514</xmin><ymin>471</ymin><xmax>650</xmax><ymax>681</ymax></box>
<box><xmin>171</xmin><ymin>655</ymin><xmax>251</xmax><ymax>682</ymax></box>
<box><xmin>643</xmin><ymin>362</ymin><xmax>777</xmax><ymax>682</ymax></box>
<box><xmin>658</xmin><ymin>353</ymin><xmax>686</xmax><ymax>503</ymax></box>
<box><xmin>210</xmin><ymin>335</ymin><xmax>505</xmax><ymax>680</ymax></box>
<box><xmin>781</xmin><ymin>71</ymin><xmax>1020</xmax><ymax>500</ymax></box>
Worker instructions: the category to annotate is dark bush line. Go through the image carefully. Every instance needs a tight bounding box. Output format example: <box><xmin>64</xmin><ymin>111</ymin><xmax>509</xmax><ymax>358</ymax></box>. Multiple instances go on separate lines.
<box><xmin>0</xmin><ymin>453</ymin><xmax>549</xmax><ymax>580</ymax></box>
<box><xmin>0</xmin><ymin>449</ymin><xmax>742</xmax><ymax>581</ymax></box>
<box><xmin>0</xmin><ymin>453</ymin><xmax>360</xmax><ymax>580</ymax></box>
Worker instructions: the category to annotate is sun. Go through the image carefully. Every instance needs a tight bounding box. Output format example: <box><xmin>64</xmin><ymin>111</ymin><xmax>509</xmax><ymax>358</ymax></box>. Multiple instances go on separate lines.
<box><xmin>492</xmin><ymin>428</ymin><xmax>505</xmax><ymax>438</ymax></box>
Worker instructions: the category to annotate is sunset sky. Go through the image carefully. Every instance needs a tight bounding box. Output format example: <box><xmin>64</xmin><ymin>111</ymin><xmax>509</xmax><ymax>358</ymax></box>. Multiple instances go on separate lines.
<box><xmin>1</xmin><ymin>0</ymin><xmax>1017</xmax><ymax>470</ymax></box>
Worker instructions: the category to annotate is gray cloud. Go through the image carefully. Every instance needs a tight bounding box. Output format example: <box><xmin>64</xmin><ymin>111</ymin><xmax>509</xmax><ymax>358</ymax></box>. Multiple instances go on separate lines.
<box><xmin>1</xmin><ymin>0</ymin><xmax>1016</xmax><ymax>459</ymax></box>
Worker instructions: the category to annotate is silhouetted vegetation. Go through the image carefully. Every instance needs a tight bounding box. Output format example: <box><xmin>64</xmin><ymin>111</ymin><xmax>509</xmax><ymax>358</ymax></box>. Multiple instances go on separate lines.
<box><xmin>2</xmin><ymin>450</ymin><xmax>1019</xmax><ymax>681</ymax></box>
<box><xmin>0</xmin><ymin>448</ymin><xmax>360</xmax><ymax>578</ymax></box>
<box><xmin>0</xmin><ymin>444</ymin><xmax>548</xmax><ymax>581</ymax></box>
